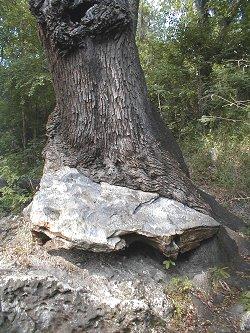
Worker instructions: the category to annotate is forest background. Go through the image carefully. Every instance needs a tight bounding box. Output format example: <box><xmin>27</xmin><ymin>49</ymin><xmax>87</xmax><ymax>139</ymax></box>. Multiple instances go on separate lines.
<box><xmin>0</xmin><ymin>0</ymin><xmax>249</xmax><ymax>223</ymax></box>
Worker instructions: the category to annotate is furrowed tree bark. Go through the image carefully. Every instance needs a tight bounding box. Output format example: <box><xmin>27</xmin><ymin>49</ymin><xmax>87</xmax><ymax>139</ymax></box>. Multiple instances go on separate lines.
<box><xmin>29</xmin><ymin>0</ymin><xmax>245</xmax><ymax>229</ymax></box>
<box><xmin>129</xmin><ymin>0</ymin><xmax>140</xmax><ymax>33</ymax></box>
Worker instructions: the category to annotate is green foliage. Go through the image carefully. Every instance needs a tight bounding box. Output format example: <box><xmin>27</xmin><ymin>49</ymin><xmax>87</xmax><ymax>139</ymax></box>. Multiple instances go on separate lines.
<box><xmin>240</xmin><ymin>291</ymin><xmax>250</xmax><ymax>312</ymax></box>
<box><xmin>138</xmin><ymin>0</ymin><xmax>249</xmax><ymax>206</ymax></box>
<box><xmin>0</xmin><ymin>0</ymin><xmax>54</xmax><ymax>150</ymax></box>
<box><xmin>165</xmin><ymin>276</ymin><xmax>193</xmax><ymax>321</ymax></box>
<box><xmin>0</xmin><ymin>140</ymin><xmax>44</xmax><ymax>215</ymax></box>
<box><xmin>210</xmin><ymin>267</ymin><xmax>230</xmax><ymax>285</ymax></box>
<box><xmin>0</xmin><ymin>187</ymin><xmax>30</xmax><ymax>215</ymax></box>
<box><xmin>168</xmin><ymin>276</ymin><xmax>193</xmax><ymax>293</ymax></box>
<box><xmin>163</xmin><ymin>259</ymin><xmax>176</xmax><ymax>270</ymax></box>
<box><xmin>181</xmin><ymin>125</ymin><xmax>250</xmax><ymax>195</ymax></box>
<box><xmin>0</xmin><ymin>0</ymin><xmax>53</xmax><ymax>214</ymax></box>
<box><xmin>139</xmin><ymin>1</ymin><xmax>250</xmax><ymax>133</ymax></box>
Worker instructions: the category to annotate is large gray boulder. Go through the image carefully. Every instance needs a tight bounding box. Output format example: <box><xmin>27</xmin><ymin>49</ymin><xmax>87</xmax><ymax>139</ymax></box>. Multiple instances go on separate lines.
<box><xmin>25</xmin><ymin>166</ymin><xmax>219</xmax><ymax>257</ymax></box>
<box><xmin>0</xmin><ymin>216</ymin><xmax>248</xmax><ymax>333</ymax></box>
<box><xmin>0</xmin><ymin>217</ymin><xmax>175</xmax><ymax>333</ymax></box>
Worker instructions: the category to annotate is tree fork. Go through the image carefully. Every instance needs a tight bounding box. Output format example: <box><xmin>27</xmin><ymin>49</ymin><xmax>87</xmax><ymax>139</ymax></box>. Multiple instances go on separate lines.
<box><xmin>29</xmin><ymin>0</ymin><xmax>244</xmax><ymax>225</ymax></box>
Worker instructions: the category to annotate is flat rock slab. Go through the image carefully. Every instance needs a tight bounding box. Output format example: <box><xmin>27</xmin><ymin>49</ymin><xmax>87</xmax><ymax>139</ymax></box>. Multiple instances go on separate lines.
<box><xmin>26</xmin><ymin>167</ymin><xmax>220</xmax><ymax>256</ymax></box>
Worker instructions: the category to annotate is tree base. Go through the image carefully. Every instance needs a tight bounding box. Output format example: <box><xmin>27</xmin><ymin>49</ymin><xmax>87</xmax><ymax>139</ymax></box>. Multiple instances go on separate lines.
<box><xmin>25</xmin><ymin>166</ymin><xmax>220</xmax><ymax>257</ymax></box>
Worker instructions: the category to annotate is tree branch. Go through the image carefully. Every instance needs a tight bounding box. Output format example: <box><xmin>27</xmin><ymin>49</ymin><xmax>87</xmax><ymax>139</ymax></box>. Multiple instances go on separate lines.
<box><xmin>195</xmin><ymin>0</ymin><xmax>209</xmax><ymax>21</ymax></box>
<box><xmin>128</xmin><ymin>0</ymin><xmax>140</xmax><ymax>34</ymax></box>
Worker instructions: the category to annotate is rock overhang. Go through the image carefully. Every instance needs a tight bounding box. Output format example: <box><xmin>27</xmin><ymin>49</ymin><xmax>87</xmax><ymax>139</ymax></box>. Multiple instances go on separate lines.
<box><xmin>25</xmin><ymin>166</ymin><xmax>220</xmax><ymax>257</ymax></box>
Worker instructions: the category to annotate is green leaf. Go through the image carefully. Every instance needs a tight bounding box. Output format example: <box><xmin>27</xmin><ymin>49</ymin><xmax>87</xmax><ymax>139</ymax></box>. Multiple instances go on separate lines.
<box><xmin>163</xmin><ymin>260</ymin><xmax>176</xmax><ymax>270</ymax></box>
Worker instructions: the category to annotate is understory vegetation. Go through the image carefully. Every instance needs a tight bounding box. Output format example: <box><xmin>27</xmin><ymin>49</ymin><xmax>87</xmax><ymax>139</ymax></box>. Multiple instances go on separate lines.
<box><xmin>0</xmin><ymin>0</ymin><xmax>249</xmax><ymax>216</ymax></box>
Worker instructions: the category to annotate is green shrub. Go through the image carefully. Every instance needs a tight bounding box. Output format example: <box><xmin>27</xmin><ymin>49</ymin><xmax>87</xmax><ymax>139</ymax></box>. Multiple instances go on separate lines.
<box><xmin>181</xmin><ymin>124</ymin><xmax>250</xmax><ymax>200</ymax></box>
<box><xmin>240</xmin><ymin>291</ymin><xmax>250</xmax><ymax>311</ymax></box>
<box><xmin>0</xmin><ymin>140</ymin><xmax>44</xmax><ymax>215</ymax></box>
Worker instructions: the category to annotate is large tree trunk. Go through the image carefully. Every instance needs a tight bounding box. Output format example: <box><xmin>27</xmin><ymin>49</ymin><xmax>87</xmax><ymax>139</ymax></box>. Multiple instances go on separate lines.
<box><xmin>27</xmin><ymin>0</ymin><xmax>244</xmax><ymax>255</ymax></box>
<box><xmin>30</xmin><ymin>0</ymin><xmax>209</xmax><ymax>213</ymax></box>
